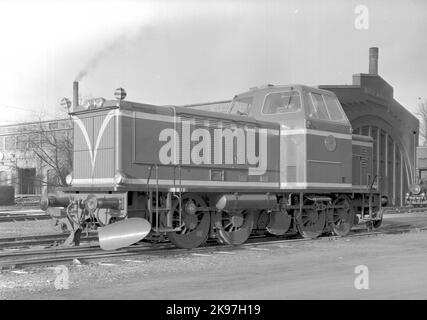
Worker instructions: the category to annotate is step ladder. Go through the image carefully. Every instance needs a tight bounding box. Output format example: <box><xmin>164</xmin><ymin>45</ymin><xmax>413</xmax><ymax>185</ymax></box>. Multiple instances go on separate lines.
<box><xmin>146</xmin><ymin>164</ymin><xmax>183</xmax><ymax>233</ymax></box>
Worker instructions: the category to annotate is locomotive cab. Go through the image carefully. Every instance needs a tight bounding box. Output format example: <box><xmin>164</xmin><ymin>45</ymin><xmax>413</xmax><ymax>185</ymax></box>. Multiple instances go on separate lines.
<box><xmin>230</xmin><ymin>85</ymin><xmax>353</xmax><ymax>190</ymax></box>
<box><xmin>230</xmin><ymin>84</ymin><xmax>351</xmax><ymax>130</ymax></box>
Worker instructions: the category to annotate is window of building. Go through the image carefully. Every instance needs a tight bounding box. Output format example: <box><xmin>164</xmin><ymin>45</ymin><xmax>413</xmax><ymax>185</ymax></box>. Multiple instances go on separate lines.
<box><xmin>48</xmin><ymin>122</ymin><xmax>58</xmax><ymax>130</ymax></box>
<box><xmin>262</xmin><ymin>91</ymin><xmax>301</xmax><ymax>115</ymax></box>
<box><xmin>18</xmin><ymin>167</ymin><xmax>36</xmax><ymax>194</ymax></box>
<box><xmin>16</xmin><ymin>135</ymin><xmax>28</xmax><ymax>150</ymax></box>
<box><xmin>5</xmin><ymin>136</ymin><xmax>16</xmax><ymax>150</ymax></box>
<box><xmin>55</xmin><ymin>130</ymin><xmax>69</xmax><ymax>140</ymax></box>
<box><xmin>28</xmin><ymin>133</ymin><xmax>40</xmax><ymax>147</ymax></box>
<box><xmin>0</xmin><ymin>171</ymin><xmax>8</xmax><ymax>184</ymax></box>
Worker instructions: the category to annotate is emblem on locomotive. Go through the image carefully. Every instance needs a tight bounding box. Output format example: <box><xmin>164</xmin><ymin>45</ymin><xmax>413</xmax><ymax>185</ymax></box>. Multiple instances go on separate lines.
<box><xmin>324</xmin><ymin>134</ymin><xmax>337</xmax><ymax>152</ymax></box>
<box><xmin>159</xmin><ymin>120</ymin><xmax>268</xmax><ymax>175</ymax></box>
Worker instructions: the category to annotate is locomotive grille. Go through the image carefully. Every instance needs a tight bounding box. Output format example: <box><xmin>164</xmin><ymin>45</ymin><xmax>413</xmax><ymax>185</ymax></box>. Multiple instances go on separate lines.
<box><xmin>73</xmin><ymin>111</ymin><xmax>115</xmax><ymax>181</ymax></box>
<box><xmin>418</xmin><ymin>158</ymin><xmax>427</xmax><ymax>168</ymax></box>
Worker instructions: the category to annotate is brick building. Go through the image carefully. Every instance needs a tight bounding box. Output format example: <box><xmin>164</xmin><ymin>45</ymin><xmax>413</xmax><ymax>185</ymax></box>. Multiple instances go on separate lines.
<box><xmin>0</xmin><ymin>118</ymin><xmax>72</xmax><ymax>195</ymax></box>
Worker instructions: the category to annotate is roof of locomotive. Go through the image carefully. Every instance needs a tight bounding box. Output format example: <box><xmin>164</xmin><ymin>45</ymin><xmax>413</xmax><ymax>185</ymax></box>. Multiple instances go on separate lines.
<box><xmin>69</xmin><ymin>84</ymin><xmax>343</xmax><ymax>128</ymax></box>
<box><xmin>235</xmin><ymin>84</ymin><xmax>336</xmax><ymax>97</ymax></box>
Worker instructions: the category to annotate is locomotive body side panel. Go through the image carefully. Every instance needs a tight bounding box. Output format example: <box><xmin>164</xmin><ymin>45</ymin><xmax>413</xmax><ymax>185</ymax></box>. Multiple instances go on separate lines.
<box><xmin>118</xmin><ymin>104</ymin><xmax>281</xmax><ymax>191</ymax></box>
<box><xmin>279</xmin><ymin>131</ymin><xmax>306</xmax><ymax>188</ymax></box>
<box><xmin>279</xmin><ymin>130</ymin><xmax>353</xmax><ymax>189</ymax></box>
<box><xmin>305</xmin><ymin>131</ymin><xmax>352</xmax><ymax>187</ymax></box>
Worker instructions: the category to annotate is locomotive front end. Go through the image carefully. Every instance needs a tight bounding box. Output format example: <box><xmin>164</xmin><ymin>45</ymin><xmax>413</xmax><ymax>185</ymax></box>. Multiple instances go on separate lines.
<box><xmin>40</xmin><ymin>85</ymin><xmax>152</xmax><ymax>250</ymax></box>
<box><xmin>405</xmin><ymin>183</ymin><xmax>427</xmax><ymax>207</ymax></box>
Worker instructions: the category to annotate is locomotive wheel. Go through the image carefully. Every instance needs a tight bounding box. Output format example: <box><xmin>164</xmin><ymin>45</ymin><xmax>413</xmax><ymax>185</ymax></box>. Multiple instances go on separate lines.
<box><xmin>215</xmin><ymin>210</ymin><xmax>255</xmax><ymax>245</ymax></box>
<box><xmin>366</xmin><ymin>217</ymin><xmax>383</xmax><ymax>230</ymax></box>
<box><xmin>331</xmin><ymin>195</ymin><xmax>354</xmax><ymax>237</ymax></box>
<box><xmin>296</xmin><ymin>199</ymin><xmax>326</xmax><ymax>239</ymax></box>
<box><xmin>372</xmin><ymin>218</ymin><xmax>382</xmax><ymax>229</ymax></box>
<box><xmin>166</xmin><ymin>193</ymin><xmax>210</xmax><ymax>249</ymax></box>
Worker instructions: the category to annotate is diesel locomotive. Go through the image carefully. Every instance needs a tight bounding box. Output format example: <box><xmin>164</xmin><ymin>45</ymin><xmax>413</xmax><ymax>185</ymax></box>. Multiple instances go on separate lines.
<box><xmin>405</xmin><ymin>147</ymin><xmax>427</xmax><ymax>207</ymax></box>
<box><xmin>41</xmin><ymin>83</ymin><xmax>383</xmax><ymax>250</ymax></box>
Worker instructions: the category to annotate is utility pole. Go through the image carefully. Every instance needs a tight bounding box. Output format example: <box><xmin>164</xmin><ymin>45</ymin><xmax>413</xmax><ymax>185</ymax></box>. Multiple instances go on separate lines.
<box><xmin>413</xmin><ymin>130</ymin><xmax>418</xmax><ymax>183</ymax></box>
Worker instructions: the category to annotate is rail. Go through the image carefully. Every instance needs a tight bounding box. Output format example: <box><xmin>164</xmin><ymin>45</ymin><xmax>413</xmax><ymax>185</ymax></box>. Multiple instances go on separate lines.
<box><xmin>1</xmin><ymin>222</ymin><xmax>426</xmax><ymax>270</ymax></box>
<box><xmin>14</xmin><ymin>194</ymin><xmax>40</xmax><ymax>206</ymax></box>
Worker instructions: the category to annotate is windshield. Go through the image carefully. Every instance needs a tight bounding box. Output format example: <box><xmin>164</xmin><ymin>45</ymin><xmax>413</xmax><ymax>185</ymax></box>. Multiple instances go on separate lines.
<box><xmin>228</xmin><ymin>96</ymin><xmax>253</xmax><ymax>116</ymax></box>
<box><xmin>306</xmin><ymin>92</ymin><xmax>348</xmax><ymax>123</ymax></box>
<box><xmin>262</xmin><ymin>91</ymin><xmax>301</xmax><ymax>114</ymax></box>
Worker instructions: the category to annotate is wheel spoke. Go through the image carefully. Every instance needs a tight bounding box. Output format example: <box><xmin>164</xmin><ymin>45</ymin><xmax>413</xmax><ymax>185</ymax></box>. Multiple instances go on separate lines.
<box><xmin>167</xmin><ymin>193</ymin><xmax>210</xmax><ymax>249</ymax></box>
<box><xmin>296</xmin><ymin>200</ymin><xmax>326</xmax><ymax>239</ymax></box>
<box><xmin>331</xmin><ymin>196</ymin><xmax>353</xmax><ymax>237</ymax></box>
<box><xmin>216</xmin><ymin>210</ymin><xmax>255</xmax><ymax>245</ymax></box>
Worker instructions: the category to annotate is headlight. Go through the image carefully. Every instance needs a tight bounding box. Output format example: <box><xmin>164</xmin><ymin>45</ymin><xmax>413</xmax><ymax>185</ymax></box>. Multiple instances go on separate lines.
<box><xmin>422</xmin><ymin>193</ymin><xmax>426</xmax><ymax>197</ymax></box>
<box><xmin>65</xmin><ymin>174</ymin><xmax>73</xmax><ymax>185</ymax></box>
<box><xmin>114</xmin><ymin>88</ymin><xmax>127</xmax><ymax>101</ymax></box>
<box><xmin>406</xmin><ymin>193</ymin><xmax>410</xmax><ymax>197</ymax></box>
<box><xmin>409</xmin><ymin>184</ymin><xmax>421</xmax><ymax>195</ymax></box>
<box><xmin>114</xmin><ymin>172</ymin><xmax>126</xmax><ymax>185</ymax></box>
<box><xmin>85</xmin><ymin>194</ymin><xmax>98</xmax><ymax>212</ymax></box>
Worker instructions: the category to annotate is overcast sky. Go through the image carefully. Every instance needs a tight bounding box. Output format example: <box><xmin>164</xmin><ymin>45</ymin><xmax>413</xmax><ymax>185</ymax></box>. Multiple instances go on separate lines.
<box><xmin>0</xmin><ymin>0</ymin><xmax>426</xmax><ymax>124</ymax></box>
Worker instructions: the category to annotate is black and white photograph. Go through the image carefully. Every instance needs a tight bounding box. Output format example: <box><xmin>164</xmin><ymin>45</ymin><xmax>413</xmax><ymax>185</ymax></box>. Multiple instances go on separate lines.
<box><xmin>0</xmin><ymin>0</ymin><xmax>427</xmax><ymax>307</ymax></box>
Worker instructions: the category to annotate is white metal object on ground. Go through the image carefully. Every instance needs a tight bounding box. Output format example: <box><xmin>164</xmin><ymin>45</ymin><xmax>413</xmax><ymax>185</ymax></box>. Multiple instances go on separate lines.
<box><xmin>98</xmin><ymin>218</ymin><xmax>151</xmax><ymax>251</ymax></box>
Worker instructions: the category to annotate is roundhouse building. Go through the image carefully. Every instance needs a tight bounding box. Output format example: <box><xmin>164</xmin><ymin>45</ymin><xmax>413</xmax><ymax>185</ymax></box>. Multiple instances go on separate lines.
<box><xmin>320</xmin><ymin>48</ymin><xmax>419</xmax><ymax>206</ymax></box>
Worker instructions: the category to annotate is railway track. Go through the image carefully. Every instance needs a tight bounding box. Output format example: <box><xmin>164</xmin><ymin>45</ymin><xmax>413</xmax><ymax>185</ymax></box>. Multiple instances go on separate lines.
<box><xmin>0</xmin><ymin>232</ymin><xmax>98</xmax><ymax>249</ymax></box>
<box><xmin>0</xmin><ymin>213</ymin><xmax>51</xmax><ymax>223</ymax></box>
<box><xmin>1</xmin><ymin>222</ymin><xmax>426</xmax><ymax>270</ymax></box>
<box><xmin>0</xmin><ymin>209</ymin><xmax>51</xmax><ymax>223</ymax></box>
<box><xmin>381</xmin><ymin>206</ymin><xmax>427</xmax><ymax>214</ymax></box>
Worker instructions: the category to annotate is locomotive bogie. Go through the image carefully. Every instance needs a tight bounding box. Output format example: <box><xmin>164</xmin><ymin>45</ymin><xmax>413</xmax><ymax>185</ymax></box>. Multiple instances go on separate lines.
<box><xmin>43</xmin><ymin>188</ymin><xmax>382</xmax><ymax>248</ymax></box>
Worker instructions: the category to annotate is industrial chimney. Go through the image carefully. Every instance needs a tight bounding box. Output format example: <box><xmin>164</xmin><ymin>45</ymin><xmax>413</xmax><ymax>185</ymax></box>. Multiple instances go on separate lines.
<box><xmin>369</xmin><ymin>47</ymin><xmax>379</xmax><ymax>75</ymax></box>
<box><xmin>73</xmin><ymin>81</ymin><xmax>79</xmax><ymax>107</ymax></box>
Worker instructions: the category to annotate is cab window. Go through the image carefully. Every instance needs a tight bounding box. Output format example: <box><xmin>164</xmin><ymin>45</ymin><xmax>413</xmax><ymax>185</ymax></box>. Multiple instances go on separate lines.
<box><xmin>324</xmin><ymin>95</ymin><xmax>345</xmax><ymax>121</ymax></box>
<box><xmin>262</xmin><ymin>91</ymin><xmax>301</xmax><ymax>114</ymax></box>
<box><xmin>309</xmin><ymin>92</ymin><xmax>330</xmax><ymax>120</ymax></box>
<box><xmin>229</xmin><ymin>97</ymin><xmax>253</xmax><ymax>116</ymax></box>
<box><xmin>308</xmin><ymin>92</ymin><xmax>347</xmax><ymax>123</ymax></box>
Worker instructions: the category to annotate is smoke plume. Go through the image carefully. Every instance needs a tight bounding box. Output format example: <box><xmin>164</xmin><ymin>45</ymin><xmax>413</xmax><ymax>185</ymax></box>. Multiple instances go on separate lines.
<box><xmin>74</xmin><ymin>36</ymin><xmax>126</xmax><ymax>82</ymax></box>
